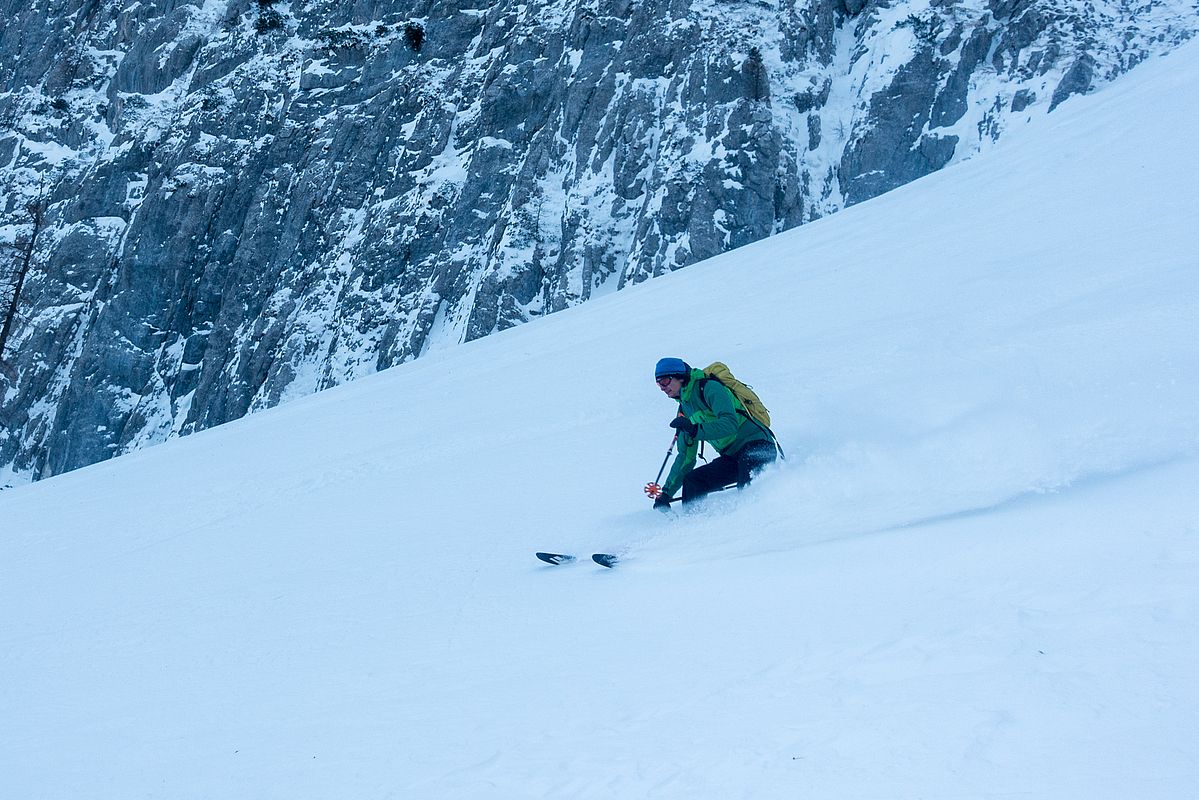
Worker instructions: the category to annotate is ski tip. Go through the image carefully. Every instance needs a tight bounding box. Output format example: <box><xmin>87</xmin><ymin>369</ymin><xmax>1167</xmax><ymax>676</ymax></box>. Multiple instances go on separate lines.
<box><xmin>536</xmin><ymin>552</ymin><xmax>575</xmax><ymax>566</ymax></box>
<box><xmin>591</xmin><ymin>553</ymin><xmax>619</xmax><ymax>568</ymax></box>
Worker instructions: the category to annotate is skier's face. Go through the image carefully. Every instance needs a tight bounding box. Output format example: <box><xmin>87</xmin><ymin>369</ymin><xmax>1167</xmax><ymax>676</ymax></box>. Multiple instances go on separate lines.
<box><xmin>656</xmin><ymin>376</ymin><xmax>683</xmax><ymax>399</ymax></box>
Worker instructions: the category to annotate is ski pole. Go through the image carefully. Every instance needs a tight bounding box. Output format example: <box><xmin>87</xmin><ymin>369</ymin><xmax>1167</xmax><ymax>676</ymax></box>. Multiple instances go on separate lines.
<box><xmin>644</xmin><ymin>433</ymin><xmax>678</xmax><ymax>500</ymax></box>
<box><xmin>654</xmin><ymin>433</ymin><xmax>678</xmax><ymax>485</ymax></box>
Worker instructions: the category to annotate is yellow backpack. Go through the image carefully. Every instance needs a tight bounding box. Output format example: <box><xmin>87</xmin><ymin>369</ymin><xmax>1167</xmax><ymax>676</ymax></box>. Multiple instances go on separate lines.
<box><xmin>702</xmin><ymin>362</ymin><xmax>772</xmax><ymax>430</ymax></box>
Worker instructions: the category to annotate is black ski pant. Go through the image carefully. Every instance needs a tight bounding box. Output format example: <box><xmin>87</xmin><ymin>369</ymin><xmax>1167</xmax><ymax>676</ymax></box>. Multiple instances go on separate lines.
<box><xmin>681</xmin><ymin>440</ymin><xmax>778</xmax><ymax>506</ymax></box>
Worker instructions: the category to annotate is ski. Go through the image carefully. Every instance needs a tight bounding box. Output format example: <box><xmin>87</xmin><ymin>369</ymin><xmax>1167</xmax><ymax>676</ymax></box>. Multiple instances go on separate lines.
<box><xmin>535</xmin><ymin>552</ymin><xmax>576</xmax><ymax>565</ymax></box>
<box><xmin>536</xmin><ymin>552</ymin><xmax>620</xmax><ymax>568</ymax></box>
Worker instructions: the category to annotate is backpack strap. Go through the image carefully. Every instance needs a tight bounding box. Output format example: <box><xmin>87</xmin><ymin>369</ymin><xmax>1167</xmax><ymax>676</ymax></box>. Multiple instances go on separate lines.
<box><xmin>679</xmin><ymin>403</ymin><xmax>708</xmax><ymax>462</ymax></box>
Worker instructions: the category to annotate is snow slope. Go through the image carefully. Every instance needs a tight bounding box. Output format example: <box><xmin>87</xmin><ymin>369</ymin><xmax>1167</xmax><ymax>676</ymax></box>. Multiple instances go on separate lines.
<box><xmin>2</xmin><ymin>39</ymin><xmax>1198</xmax><ymax>800</ymax></box>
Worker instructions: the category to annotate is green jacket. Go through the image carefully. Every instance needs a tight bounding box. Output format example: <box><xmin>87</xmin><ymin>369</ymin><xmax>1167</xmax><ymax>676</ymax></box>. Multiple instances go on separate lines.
<box><xmin>660</xmin><ymin>368</ymin><xmax>775</xmax><ymax>498</ymax></box>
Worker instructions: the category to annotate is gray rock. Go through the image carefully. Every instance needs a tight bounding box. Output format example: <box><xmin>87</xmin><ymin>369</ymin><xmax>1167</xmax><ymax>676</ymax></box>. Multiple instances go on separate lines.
<box><xmin>931</xmin><ymin>25</ymin><xmax>995</xmax><ymax>129</ymax></box>
<box><xmin>1011</xmin><ymin>88</ymin><xmax>1037</xmax><ymax>112</ymax></box>
<box><xmin>1050</xmin><ymin>54</ymin><xmax>1097</xmax><ymax>111</ymax></box>
<box><xmin>1</xmin><ymin>0</ymin><xmax>1195</xmax><ymax>479</ymax></box>
<box><xmin>840</xmin><ymin>48</ymin><xmax>954</xmax><ymax>205</ymax></box>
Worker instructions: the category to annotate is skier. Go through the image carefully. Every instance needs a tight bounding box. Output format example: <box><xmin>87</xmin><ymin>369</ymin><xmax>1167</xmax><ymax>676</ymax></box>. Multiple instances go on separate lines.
<box><xmin>649</xmin><ymin>357</ymin><xmax>778</xmax><ymax>510</ymax></box>
<box><xmin>536</xmin><ymin>358</ymin><xmax>779</xmax><ymax>567</ymax></box>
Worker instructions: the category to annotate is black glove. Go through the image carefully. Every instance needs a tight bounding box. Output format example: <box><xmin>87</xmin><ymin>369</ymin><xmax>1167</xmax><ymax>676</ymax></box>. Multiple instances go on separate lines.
<box><xmin>653</xmin><ymin>496</ymin><xmax>673</xmax><ymax>512</ymax></box>
<box><xmin>669</xmin><ymin>415</ymin><xmax>699</xmax><ymax>437</ymax></box>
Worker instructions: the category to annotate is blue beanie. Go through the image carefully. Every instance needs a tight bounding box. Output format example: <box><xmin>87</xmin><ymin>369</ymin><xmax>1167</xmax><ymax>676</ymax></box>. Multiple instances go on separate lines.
<box><xmin>655</xmin><ymin>357</ymin><xmax>691</xmax><ymax>379</ymax></box>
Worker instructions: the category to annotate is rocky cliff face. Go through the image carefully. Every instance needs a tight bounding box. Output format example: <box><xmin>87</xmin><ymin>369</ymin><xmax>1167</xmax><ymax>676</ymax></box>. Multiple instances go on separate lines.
<box><xmin>1</xmin><ymin>0</ymin><xmax>1195</xmax><ymax>481</ymax></box>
